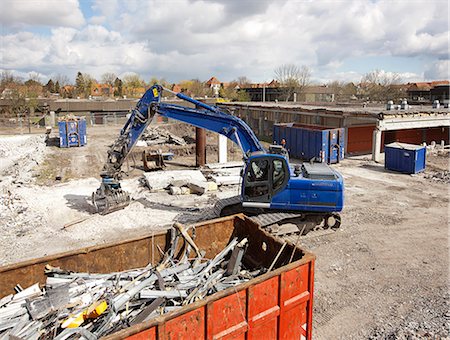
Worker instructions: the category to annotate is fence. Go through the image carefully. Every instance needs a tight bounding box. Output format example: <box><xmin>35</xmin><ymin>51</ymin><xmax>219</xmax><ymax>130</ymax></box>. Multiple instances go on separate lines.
<box><xmin>0</xmin><ymin>112</ymin><xmax>132</xmax><ymax>134</ymax></box>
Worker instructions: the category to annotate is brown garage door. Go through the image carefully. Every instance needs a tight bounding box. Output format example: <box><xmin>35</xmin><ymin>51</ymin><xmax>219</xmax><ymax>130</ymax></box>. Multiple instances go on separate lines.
<box><xmin>347</xmin><ymin>125</ymin><xmax>375</xmax><ymax>154</ymax></box>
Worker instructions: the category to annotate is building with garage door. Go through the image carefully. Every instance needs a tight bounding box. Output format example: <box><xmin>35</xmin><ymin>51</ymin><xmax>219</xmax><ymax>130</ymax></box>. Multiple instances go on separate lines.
<box><xmin>217</xmin><ymin>102</ymin><xmax>449</xmax><ymax>162</ymax></box>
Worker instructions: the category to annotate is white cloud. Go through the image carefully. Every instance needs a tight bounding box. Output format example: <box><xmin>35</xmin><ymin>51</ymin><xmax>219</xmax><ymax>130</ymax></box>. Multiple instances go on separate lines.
<box><xmin>0</xmin><ymin>0</ymin><xmax>85</xmax><ymax>28</ymax></box>
<box><xmin>424</xmin><ymin>60</ymin><xmax>450</xmax><ymax>80</ymax></box>
<box><xmin>0</xmin><ymin>0</ymin><xmax>448</xmax><ymax>83</ymax></box>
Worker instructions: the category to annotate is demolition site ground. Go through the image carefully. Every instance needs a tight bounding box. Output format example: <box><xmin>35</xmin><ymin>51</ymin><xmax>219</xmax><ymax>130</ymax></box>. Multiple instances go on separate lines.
<box><xmin>0</xmin><ymin>123</ymin><xmax>448</xmax><ymax>339</ymax></box>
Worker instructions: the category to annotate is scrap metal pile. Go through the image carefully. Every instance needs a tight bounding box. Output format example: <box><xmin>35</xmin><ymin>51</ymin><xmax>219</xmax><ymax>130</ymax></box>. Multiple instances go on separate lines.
<box><xmin>0</xmin><ymin>223</ymin><xmax>270</xmax><ymax>339</ymax></box>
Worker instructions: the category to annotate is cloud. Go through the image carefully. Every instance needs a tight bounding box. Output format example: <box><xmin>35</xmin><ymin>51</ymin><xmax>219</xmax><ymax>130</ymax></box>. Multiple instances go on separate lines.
<box><xmin>0</xmin><ymin>0</ymin><xmax>448</xmax><ymax>83</ymax></box>
<box><xmin>0</xmin><ymin>0</ymin><xmax>85</xmax><ymax>28</ymax></box>
<box><xmin>424</xmin><ymin>60</ymin><xmax>450</xmax><ymax>80</ymax></box>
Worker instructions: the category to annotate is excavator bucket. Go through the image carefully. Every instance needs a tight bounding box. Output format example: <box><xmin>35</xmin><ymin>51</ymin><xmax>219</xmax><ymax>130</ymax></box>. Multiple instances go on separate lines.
<box><xmin>92</xmin><ymin>181</ymin><xmax>131</xmax><ymax>215</ymax></box>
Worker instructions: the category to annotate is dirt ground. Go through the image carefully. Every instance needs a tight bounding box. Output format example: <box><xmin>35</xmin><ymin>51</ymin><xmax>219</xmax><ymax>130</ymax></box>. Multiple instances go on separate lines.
<box><xmin>0</xmin><ymin>125</ymin><xmax>448</xmax><ymax>339</ymax></box>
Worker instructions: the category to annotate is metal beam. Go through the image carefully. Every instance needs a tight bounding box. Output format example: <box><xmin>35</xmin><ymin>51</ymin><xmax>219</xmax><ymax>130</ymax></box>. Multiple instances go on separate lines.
<box><xmin>378</xmin><ymin>116</ymin><xmax>450</xmax><ymax>131</ymax></box>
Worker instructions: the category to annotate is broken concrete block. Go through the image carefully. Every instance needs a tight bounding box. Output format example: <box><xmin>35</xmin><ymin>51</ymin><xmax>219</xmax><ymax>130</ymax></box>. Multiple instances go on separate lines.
<box><xmin>188</xmin><ymin>180</ymin><xmax>208</xmax><ymax>195</ymax></box>
<box><xmin>180</xmin><ymin>187</ymin><xmax>191</xmax><ymax>195</ymax></box>
<box><xmin>135</xmin><ymin>140</ymin><xmax>147</xmax><ymax>147</ymax></box>
<box><xmin>141</xmin><ymin>170</ymin><xmax>207</xmax><ymax>191</ymax></box>
<box><xmin>207</xmin><ymin>182</ymin><xmax>218</xmax><ymax>192</ymax></box>
<box><xmin>169</xmin><ymin>186</ymin><xmax>181</xmax><ymax>195</ymax></box>
<box><xmin>211</xmin><ymin>175</ymin><xmax>241</xmax><ymax>186</ymax></box>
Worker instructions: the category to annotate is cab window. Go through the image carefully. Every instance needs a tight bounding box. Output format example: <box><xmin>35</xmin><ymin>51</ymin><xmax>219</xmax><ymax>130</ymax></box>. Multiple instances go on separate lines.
<box><xmin>247</xmin><ymin>159</ymin><xmax>269</xmax><ymax>182</ymax></box>
<box><xmin>272</xmin><ymin>159</ymin><xmax>285</xmax><ymax>191</ymax></box>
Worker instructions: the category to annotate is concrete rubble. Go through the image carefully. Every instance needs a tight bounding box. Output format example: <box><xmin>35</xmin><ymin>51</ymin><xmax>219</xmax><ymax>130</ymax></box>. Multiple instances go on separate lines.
<box><xmin>203</xmin><ymin>162</ymin><xmax>244</xmax><ymax>186</ymax></box>
<box><xmin>0</xmin><ymin>223</ymin><xmax>270</xmax><ymax>339</ymax></box>
<box><xmin>140</xmin><ymin>127</ymin><xmax>186</xmax><ymax>146</ymax></box>
<box><xmin>140</xmin><ymin>170</ymin><xmax>207</xmax><ymax>192</ymax></box>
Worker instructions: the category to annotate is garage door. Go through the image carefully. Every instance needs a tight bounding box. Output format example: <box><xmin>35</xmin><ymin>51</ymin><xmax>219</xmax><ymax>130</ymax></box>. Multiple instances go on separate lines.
<box><xmin>347</xmin><ymin>125</ymin><xmax>375</xmax><ymax>154</ymax></box>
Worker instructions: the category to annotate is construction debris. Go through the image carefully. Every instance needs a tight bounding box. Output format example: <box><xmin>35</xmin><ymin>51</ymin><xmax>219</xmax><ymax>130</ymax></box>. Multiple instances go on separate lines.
<box><xmin>204</xmin><ymin>162</ymin><xmax>243</xmax><ymax>186</ymax></box>
<box><xmin>140</xmin><ymin>126</ymin><xmax>187</xmax><ymax>146</ymax></box>
<box><xmin>424</xmin><ymin>170</ymin><xmax>450</xmax><ymax>184</ymax></box>
<box><xmin>140</xmin><ymin>170</ymin><xmax>207</xmax><ymax>191</ymax></box>
<box><xmin>0</xmin><ymin>223</ymin><xmax>268</xmax><ymax>339</ymax></box>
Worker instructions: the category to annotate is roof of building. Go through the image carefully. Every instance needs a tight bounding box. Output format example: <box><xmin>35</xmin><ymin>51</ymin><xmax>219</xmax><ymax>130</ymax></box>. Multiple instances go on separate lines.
<box><xmin>205</xmin><ymin>77</ymin><xmax>221</xmax><ymax>86</ymax></box>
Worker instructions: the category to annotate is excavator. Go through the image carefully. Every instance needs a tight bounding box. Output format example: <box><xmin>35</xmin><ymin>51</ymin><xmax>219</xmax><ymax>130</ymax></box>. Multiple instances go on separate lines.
<box><xmin>93</xmin><ymin>85</ymin><xmax>344</xmax><ymax>230</ymax></box>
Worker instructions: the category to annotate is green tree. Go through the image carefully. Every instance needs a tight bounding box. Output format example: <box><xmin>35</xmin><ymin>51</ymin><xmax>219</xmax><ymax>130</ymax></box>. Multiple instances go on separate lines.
<box><xmin>123</xmin><ymin>73</ymin><xmax>144</xmax><ymax>97</ymax></box>
<box><xmin>44</xmin><ymin>79</ymin><xmax>55</xmax><ymax>93</ymax></box>
<box><xmin>75</xmin><ymin>72</ymin><xmax>85</xmax><ymax>97</ymax></box>
<box><xmin>55</xmin><ymin>81</ymin><xmax>60</xmax><ymax>94</ymax></box>
<box><xmin>114</xmin><ymin>77</ymin><xmax>123</xmax><ymax>97</ymax></box>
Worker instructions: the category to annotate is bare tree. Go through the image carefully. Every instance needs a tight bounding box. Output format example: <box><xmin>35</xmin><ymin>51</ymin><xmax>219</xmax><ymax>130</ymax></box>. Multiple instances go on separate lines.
<box><xmin>101</xmin><ymin>72</ymin><xmax>117</xmax><ymax>86</ymax></box>
<box><xmin>53</xmin><ymin>74</ymin><xmax>70</xmax><ymax>87</ymax></box>
<box><xmin>274</xmin><ymin>64</ymin><xmax>311</xmax><ymax>101</ymax></box>
<box><xmin>28</xmin><ymin>72</ymin><xmax>41</xmax><ymax>84</ymax></box>
<box><xmin>360</xmin><ymin>69</ymin><xmax>402</xmax><ymax>102</ymax></box>
<box><xmin>236</xmin><ymin>76</ymin><xmax>251</xmax><ymax>88</ymax></box>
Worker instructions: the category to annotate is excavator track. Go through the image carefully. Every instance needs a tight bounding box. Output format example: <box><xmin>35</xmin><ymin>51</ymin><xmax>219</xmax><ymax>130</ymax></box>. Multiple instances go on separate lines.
<box><xmin>175</xmin><ymin>195</ymin><xmax>341</xmax><ymax>238</ymax></box>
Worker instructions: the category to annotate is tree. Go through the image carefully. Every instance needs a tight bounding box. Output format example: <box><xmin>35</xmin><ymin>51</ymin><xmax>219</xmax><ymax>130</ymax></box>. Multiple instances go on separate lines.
<box><xmin>114</xmin><ymin>77</ymin><xmax>123</xmax><ymax>97</ymax></box>
<box><xmin>123</xmin><ymin>73</ymin><xmax>144</xmax><ymax>97</ymax></box>
<box><xmin>328</xmin><ymin>81</ymin><xmax>357</xmax><ymax>102</ymax></box>
<box><xmin>274</xmin><ymin>64</ymin><xmax>311</xmax><ymax>101</ymax></box>
<box><xmin>44</xmin><ymin>79</ymin><xmax>55</xmax><ymax>94</ymax></box>
<box><xmin>75</xmin><ymin>72</ymin><xmax>95</xmax><ymax>98</ymax></box>
<box><xmin>75</xmin><ymin>72</ymin><xmax>85</xmax><ymax>97</ymax></box>
<box><xmin>55</xmin><ymin>81</ymin><xmax>60</xmax><ymax>94</ymax></box>
<box><xmin>360</xmin><ymin>69</ymin><xmax>402</xmax><ymax>102</ymax></box>
<box><xmin>101</xmin><ymin>72</ymin><xmax>117</xmax><ymax>86</ymax></box>
<box><xmin>236</xmin><ymin>76</ymin><xmax>251</xmax><ymax>88</ymax></box>
<box><xmin>83</xmin><ymin>74</ymin><xmax>94</xmax><ymax>98</ymax></box>
<box><xmin>53</xmin><ymin>74</ymin><xmax>70</xmax><ymax>87</ymax></box>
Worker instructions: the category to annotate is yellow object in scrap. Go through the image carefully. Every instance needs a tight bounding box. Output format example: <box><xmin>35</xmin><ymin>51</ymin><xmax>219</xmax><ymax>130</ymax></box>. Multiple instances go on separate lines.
<box><xmin>62</xmin><ymin>300</ymin><xmax>108</xmax><ymax>328</ymax></box>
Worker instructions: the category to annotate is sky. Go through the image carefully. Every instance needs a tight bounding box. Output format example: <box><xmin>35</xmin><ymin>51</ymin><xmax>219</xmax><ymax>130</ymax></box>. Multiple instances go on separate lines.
<box><xmin>0</xmin><ymin>0</ymin><xmax>449</xmax><ymax>85</ymax></box>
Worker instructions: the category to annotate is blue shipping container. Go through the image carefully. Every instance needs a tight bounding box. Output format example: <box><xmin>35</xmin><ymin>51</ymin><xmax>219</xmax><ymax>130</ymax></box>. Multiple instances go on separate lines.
<box><xmin>58</xmin><ymin>117</ymin><xmax>87</xmax><ymax>148</ymax></box>
<box><xmin>273</xmin><ymin>123</ymin><xmax>345</xmax><ymax>164</ymax></box>
<box><xmin>384</xmin><ymin>142</ymin><xmax>426</xmax><ymax>174</ymax></box>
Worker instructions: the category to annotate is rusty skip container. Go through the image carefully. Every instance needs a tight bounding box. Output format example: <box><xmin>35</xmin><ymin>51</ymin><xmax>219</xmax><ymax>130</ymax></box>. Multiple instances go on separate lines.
<box><xmin>0</xmin><ymin>215</ymin><xmax>315</xmax><ymax>340</ymax></box>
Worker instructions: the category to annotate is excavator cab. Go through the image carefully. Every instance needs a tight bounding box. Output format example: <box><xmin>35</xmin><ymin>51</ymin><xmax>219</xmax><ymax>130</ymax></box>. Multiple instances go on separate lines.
<box><xmin>242</xmin><ymin>154</ymin><xmax>290</xmax><ymax>208</ymax></box>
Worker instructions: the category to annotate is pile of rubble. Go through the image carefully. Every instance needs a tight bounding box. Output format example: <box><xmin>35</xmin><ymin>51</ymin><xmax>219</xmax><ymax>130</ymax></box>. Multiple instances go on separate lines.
<box><xmin>139</xmin><ymin>127</ymin><xmax>187</xmax><ymax>146</ymax></box>
<box><xmin>424</xmin><ymin>170</ymin><xmax>450</xmax><ymax>184</ymax></box>
<box><xmin>0</xmin><ymin>223</ymin><xmax>270</xmax><ymax>339</ymax></box>
<box><xmin>140</xmin><ymin>169</ymin><xmax>216</xmax><ymax>195</ymax></box>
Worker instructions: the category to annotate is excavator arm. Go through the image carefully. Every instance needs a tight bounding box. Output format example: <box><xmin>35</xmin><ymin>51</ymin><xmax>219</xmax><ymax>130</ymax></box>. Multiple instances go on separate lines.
<box><xmin>93</xmin><ymin>85</ymin><xmax>264</xmax><ymax>214</ymax></box>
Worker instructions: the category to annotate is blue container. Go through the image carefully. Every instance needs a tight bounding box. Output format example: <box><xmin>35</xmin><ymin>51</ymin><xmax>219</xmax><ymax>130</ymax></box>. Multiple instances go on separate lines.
<box><xmin>273</xmin><ymin>123</ymin><xmax>345</xmax><ymax>164</ymax></box>
<box><xmin>384</xmin><ymin>142</ymin><xmax>426</xmax><ymax>174</ymax></box>
<box><xmin>58</xmin><ymin>117</ymin><xmax>87</xmax><ymax>148</ymax></box>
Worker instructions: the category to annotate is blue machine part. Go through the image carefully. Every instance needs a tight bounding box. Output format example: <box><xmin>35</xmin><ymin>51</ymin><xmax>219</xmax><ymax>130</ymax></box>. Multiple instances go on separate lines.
<box><xmin>384</xmin><ymin>142</ymin><xmax>426</xmax><ymax>174</ymax></box>
<box><xmin>241</xmin><ymin>153</ymin><xmax>343</xmax><ymax>214</ymax></box>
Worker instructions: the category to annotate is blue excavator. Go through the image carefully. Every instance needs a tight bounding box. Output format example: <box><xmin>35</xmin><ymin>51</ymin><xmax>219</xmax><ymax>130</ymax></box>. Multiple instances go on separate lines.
<box><xmin>93</xmin><ymin>85</ymin><xmax>344</xmax><ymax>229</ymax></box>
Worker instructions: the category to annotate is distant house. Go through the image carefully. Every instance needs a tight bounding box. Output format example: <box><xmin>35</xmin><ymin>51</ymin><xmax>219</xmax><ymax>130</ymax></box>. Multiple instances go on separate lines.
<box><xmin>241</xmin><ymin>82</ymin><xmax>335</xmax><ymax>103</ymax></box>
<box><xmin>301</xmin><ymin>86</ymin><xmax>334</xmax><ymax>102</ymax></box>
<box><xmin>407</xmin><ymin>80</ymin><xmax>449</xmax><ymax>103</ymax></box>
<box><xmin>205</xmin><ymin>77</ymin><xmax>221</xmax><ymax>96</ymax></box>
<box><xmin>430</xmin><ymin>84</ymin><xmax>450</xmax><ymax>103</ymax></box>
<box><xmin>62</xmin><ymin>85</ymin><xmax>75</xmax><ymax>98</ymax></box>
<box><xmin>171</xmin><ymin>83</ymin><xmax>182</xmax><ymax>93</ymax></box>
<box><xmin>91</xmin><ymin>83</ymin><xmax>113</xmax><ymax>97</ymax></box>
